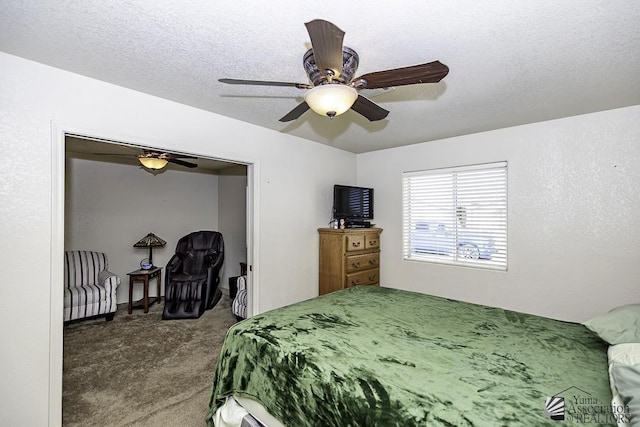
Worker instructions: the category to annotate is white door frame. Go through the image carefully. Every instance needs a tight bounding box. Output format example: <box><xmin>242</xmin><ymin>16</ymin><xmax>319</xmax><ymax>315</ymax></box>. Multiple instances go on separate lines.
<box><xmin>49</xmin><ymin>121</ymin><xmax>260</xmax><ymax>426</ymax></box>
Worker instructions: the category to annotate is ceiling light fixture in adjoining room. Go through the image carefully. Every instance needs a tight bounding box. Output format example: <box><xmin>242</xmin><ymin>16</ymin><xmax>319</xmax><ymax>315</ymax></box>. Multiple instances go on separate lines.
<box><xmin>138</xmin><ymin>156</ymin><xmax>168</xmax><ymax>170</ymax></box>
<box><xmin>304</xmin><ymin>84</ymin><xmax>358</xmax><ymax>119</ymax></box>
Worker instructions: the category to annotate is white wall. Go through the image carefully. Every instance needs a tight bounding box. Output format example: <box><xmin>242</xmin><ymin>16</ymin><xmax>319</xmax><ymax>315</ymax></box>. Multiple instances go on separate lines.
<box><xmin>357</xmin><ymin>105</ymin><xmax>640</xmax><ymax>323</ymax></box>
<box><xmin>0</xmin><ymin>52</ymin><xmax>356</xmax><ymax>427</ymax></box>
<box><xmin>65</xmin><ymin>154</ymin><xmax>234</xmax><ymax>303</ymax></box>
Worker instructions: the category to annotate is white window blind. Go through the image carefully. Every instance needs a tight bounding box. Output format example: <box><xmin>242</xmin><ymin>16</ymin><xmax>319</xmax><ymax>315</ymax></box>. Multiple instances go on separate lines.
<box><xmin>402</xmin><ymin>162</ymin><xmax>507</xmax><ymax>270</ymax></box>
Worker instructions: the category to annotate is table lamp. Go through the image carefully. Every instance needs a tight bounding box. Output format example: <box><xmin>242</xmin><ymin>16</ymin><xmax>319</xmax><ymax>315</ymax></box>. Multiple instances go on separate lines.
<box><xmin>133</xmin><ymin>232</ymin><xmax>166</xmax><ymax>267</ymax></box>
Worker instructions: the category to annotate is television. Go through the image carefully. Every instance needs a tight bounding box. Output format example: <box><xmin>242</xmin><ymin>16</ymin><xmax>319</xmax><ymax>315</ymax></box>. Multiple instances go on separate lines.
<box><xmin>332</xmin><ymin>185</ymin><xmax>374</xmax><ymax>221</ymax></box>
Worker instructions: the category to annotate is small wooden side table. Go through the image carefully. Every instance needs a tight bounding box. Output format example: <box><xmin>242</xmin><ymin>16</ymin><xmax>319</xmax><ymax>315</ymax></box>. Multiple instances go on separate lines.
<box><xmin>127</xmin><ymin>266</ymin><xmax>162</xmax><ymax>314</ymax></box>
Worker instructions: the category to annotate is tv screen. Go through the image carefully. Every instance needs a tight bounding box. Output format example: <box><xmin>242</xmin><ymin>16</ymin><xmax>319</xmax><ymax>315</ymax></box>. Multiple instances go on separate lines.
<box><xmin>333</xmin><ymin>185</ymin><xmax>374</xmax><ymax>220</ymax></box>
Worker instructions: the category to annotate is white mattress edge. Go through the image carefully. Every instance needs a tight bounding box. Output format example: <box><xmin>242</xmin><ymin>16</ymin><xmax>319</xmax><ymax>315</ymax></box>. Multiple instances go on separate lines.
<box><xmin>234</xmin><ymin>395</ymin><xmax>286</xmax><ymax>427</ymax></box>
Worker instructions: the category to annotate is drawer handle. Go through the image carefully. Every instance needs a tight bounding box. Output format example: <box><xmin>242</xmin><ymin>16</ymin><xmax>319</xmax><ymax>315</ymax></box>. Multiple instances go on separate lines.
<box><xmin>351</xmin><ymin>262</ymin><xmax>361</xmax><ymax>268</ymax></box>
<box><xmin>352</xmin><ymin>241</ymin><xmax>361</xmax><ymax>248</ymax></box>
<box><xmin>351</xmin><ymin>279</ymin><xmax>361</xmax><ymax>285</ymax></box>
<box><xmin>368</xmin><ymin>259</ymin><xmax>377</xmax><ymax>265</ymax></box>
<box><xmin>369</xmin><ymin>275</ymin><xmax>377</xmax><ymax>281</ymax></box>
<box><xmin>369</xmin><ymin>240</ymin><xmax>377</xmax><ymax>246</ymax></box>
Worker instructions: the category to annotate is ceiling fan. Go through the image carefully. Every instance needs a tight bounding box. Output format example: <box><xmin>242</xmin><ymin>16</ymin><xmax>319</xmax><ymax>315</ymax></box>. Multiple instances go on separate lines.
<box><xmin>219</xmin><ymin>19</ymin><xmax>449</xmax><ymax>122</ymax></box>
<box><xmin>136</xmin><ymin>151</ymin><xmax>198</xmax><ymax>170</ymax></box>
<box><xmin>95</xmin><ymin>149</ymin><xmax>198</xmax><ymax>170</ymax></box>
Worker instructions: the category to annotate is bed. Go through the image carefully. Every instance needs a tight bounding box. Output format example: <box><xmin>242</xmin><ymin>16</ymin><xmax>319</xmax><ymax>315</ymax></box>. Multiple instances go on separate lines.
<box><xmin>207</xmin><ymin>285</ymin><xmax>619</xmax><ymax>426</ymax></box>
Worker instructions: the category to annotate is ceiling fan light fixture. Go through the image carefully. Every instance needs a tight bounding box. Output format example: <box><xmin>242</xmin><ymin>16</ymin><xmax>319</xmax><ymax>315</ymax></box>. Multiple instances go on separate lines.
<box><xmin>304</xmin><ymin>84</ymin><xmax>358</xmax><ymax>119</ymax></box>
<box><xmin>138</xmin><ymin>156</ymin><xmax>168</xmax><ymax>170</ymax></box>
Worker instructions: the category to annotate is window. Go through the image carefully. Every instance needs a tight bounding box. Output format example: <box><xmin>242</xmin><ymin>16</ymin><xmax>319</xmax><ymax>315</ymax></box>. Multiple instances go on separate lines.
<box><xmin>402</xmin><ymin>162</ymin><xmax>507</xmax><ymax>270</ymax></box>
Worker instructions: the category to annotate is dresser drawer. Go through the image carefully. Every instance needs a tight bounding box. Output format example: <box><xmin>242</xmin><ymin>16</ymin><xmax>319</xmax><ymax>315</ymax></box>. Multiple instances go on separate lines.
<box><xmin>345</xmin><ymin>234</ymin><xmax>365</xmax><ymax>252</ymax></box>
<box><xmin>345</xmin><ymin>269</ymin><xmax>379</xmax><ymax>287</ymax></box>
<box><xmin>345</xmin><ymin>253</ymin><xmax>380</xmax><ymax>273</ymax></box>
<box><xmin>365</xmin><ymin>234</ymin><xmax>380</xmax><ymax>250</ymax></box>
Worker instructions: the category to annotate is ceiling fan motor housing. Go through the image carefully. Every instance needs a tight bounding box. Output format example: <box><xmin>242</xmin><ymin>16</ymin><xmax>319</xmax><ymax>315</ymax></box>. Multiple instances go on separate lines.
<box><xmin>303</xmin><ymin>47</ymin><xmax>359</xmax><ymax>86</ymax></box>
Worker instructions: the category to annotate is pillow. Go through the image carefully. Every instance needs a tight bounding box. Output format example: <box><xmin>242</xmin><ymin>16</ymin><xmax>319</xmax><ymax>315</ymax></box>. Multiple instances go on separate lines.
<box><xmin>610</xmin><ymin>364</ymin><xmax>640</xmax><ymax>426</ymax></box>
<box><xmin>583</xmin><ymin>304</ymin><xmax>640</xmax><ymax>345</ymax></box>
<box><xmin>608</xmin><ymin>344</ymin><xmax>640</xmax><ymax>426</ymax></box>
<box><xmin>609</xmin><ymin>343</ymin><xmax>640</xmax><ymax>366</ymax></box>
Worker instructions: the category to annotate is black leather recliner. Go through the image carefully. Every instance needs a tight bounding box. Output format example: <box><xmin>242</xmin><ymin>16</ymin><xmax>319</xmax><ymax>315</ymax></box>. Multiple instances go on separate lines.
<box><xmin>162</xmin><ymin>231</ymin><xmax>224</xmax><ymax>320</ymax></box>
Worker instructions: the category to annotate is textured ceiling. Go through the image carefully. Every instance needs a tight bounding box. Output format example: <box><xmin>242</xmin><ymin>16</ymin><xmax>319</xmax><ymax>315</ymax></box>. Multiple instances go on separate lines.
<box><xmin>1</xmin><ymin>1</ymin><xmax>639</xmax><ymax>154</ymax></box>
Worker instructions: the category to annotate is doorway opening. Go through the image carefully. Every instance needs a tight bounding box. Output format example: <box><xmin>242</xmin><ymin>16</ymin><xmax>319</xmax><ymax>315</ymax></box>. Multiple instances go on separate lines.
<box><xmin>50</xmin><ymin>124</ymin><xmax>259</xmax><ymax>425</ymax></box>
<box><xmin>63</xmin><ymin>134</ymin><xmax>252</xmax><ymax>306</ymax></box>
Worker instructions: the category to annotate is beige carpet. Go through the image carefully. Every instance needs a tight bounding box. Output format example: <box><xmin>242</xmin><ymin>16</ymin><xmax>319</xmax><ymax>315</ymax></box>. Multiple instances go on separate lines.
<box><xmin>63</xmin><ymin>292</ymin><xmax>237</xmax><ymax>426</ymax></box>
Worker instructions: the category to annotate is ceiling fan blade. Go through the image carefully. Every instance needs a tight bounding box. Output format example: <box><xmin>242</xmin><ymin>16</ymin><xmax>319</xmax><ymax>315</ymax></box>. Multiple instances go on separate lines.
<box><xmin>279</xmin><ymin>101</ymin><xmax>310</xmax><ymax>122</ymax></box>
<box><xmin>350</xmin><ymin>95</ymin><xmax>389</xmax><ymax>122</ymax></box>
<box><xmin>353</xmin><ymin>61</ymin><xmax>449</xmax><ymax>89</ymax></box>
<box><xmin>219</xmin><ymin>78</ymin><xmax>311</xmax><ymax>89</ymax></box>
<box><xmin>92</xmin><ymin>153</ymin><xmax>134</xmax><ymax>157</ymax></box>
<box><xmin>165</xmin><ymin>154</ymin><xmax>197</xmax><ymax>160</ymax></box>
<box><xmin>167</xmin><ymin>158</ymin><xmax>198</xmax><ymax>168</ymax></box>
<box><xmin>305</xmin><ymin>19</ymin><xmax>345</xmax><ymax>77</ymax></box>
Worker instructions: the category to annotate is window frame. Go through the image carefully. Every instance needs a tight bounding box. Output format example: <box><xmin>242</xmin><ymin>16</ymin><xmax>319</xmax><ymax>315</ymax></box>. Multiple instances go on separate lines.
<box><xmin>402</xmin><ymin>161</ymin><xmax>508</xmax><ymax>271</ymax></box>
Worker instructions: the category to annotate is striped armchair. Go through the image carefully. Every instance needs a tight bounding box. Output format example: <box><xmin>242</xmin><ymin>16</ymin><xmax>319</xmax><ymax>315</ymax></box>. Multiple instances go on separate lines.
<box><xmin>64</xmin><ymin>251</ymin><xmax>120</xmax><ymax>321</ymax></box>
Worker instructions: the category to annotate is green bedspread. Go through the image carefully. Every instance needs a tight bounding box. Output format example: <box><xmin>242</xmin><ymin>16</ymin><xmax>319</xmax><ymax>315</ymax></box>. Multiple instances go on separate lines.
<box><xmin>208</xmin><ymin>286</ymin><xmax>614</xmax><ymax>426</ymax></box>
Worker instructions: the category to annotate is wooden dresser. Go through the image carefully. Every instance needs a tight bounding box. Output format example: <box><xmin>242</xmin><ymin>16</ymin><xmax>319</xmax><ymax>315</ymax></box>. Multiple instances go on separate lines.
<box><xmin>318</xmin><ymin>227</ymin><xmax>382</xmax><ymax>295</ymax></box>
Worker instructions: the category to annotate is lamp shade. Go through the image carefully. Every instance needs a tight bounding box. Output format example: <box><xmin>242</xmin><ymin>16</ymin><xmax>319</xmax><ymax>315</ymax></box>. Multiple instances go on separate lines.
<box><xmin>133</xmin><ymin>233</ymin><xmax>166</xmax><ymax>248</ymax></box>
<box><xmin>138</xmin><ymin>157</ymin><xmax>168</xmax><ymax>170</ymax></box>
<box><xmin>304</xmin><ymin>84</ymin><xmax>358</xmax><ymax>118</ymax></box>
